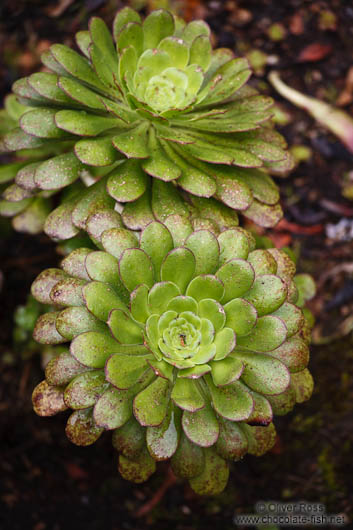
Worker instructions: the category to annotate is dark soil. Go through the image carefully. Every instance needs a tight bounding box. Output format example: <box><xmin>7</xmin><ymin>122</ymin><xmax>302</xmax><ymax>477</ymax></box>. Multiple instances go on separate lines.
<box><xmin>1</xmin><ymin>1</ymin><xmax>352</xmax><ymax>529</ymax></box>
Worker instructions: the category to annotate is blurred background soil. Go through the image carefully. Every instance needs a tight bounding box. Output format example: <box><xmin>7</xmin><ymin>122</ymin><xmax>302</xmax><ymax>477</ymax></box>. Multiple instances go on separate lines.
<box><xmin>0</xmin><ymin>1</ymin><xmax>352</xmax><ymax>529</ymax></box>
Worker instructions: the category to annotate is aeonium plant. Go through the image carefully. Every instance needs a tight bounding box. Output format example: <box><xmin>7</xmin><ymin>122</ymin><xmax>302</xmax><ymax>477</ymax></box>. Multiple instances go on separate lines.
<box><xmin>31</xmin><ymin>218</ymin><xmax>315</xmax><ymax>494</ymax></box>
<box><xmin>1</xmin><ymin>7</ymin><xmax>293</xmax><ymax>240</ymax></box>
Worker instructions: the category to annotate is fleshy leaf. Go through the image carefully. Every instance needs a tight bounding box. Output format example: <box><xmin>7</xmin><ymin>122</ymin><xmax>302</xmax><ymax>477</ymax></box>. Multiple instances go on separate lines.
<box><xmin>182</xmin><ymin>404</ymin><xmax>219</xmax><ymax>447</ymax></box>
<box><xmin>94</xmin><ymin>386</ymin><xmax>133</xmax><ymax>429</ymax></box>
<box><xmin>171</xmin><ymin>433</ymin><xmax>205</xmax><ymax>478</ymax></box>
<box><xmin>133</xmin><ymin>376</ymin><xmax>170</xmax><ymax>426</ymax></box>
<box><xmin>108</xmin><ymin>309</ymin><xmax>143</xmax><ymax>344</ymax></box>
<box><xmin>160</xmin><ymin>247</ymin><xmax>196</xmax><ymax>294</ymax></box>
<box><xmin>70</xmin><ymin>331</ymin><xmax>119</xmax><ymax>368</ymax></box>
<box><xmin>235</xmin><ymin>351</ymin><xmax>290</xmax><ymax>395</ymax></box>
<box><xmin>186</xmin><ymin>275</ymin><xmax>224</xmax><ymax>302</ymax></box>
<box><xmin>66</xmin><ymin>408</ymin><xmax>104</xmax><ymax>446</ymax></box>
<box><xmin>216</xmin><ymin>259</ymin><xmax>255</xmax><ymax>303</ymax></box>
<box><xmin>236</xmin><ymin>315</ymin><xmax>287</xmax><ymax>352</ymax></box>
<box><xmin>64</xmin><ymin>370</ymin><xmax>107</xmax><ymax>409</ymax></box>
<box><xmin>184</xmin><ymin>230</ymin><xmax>220</xmax><ymax>275</ymax></box>
<box><xmin>171</xmin><ymin>378</ymin><xmax>205</xmax><ymax>412</ymax></box>
<box><xmin>146</xmin><ymin>408</ymin><xmax>179</xmax><ymax>460</ymax></box>
<box><xmin>32</xmin><ymin>380</ymin><xmax>67</xmax><ymax>416</ymax></box>
<box><xmin>83</xmin><ymin>281</ymin><xmax>126</xmax><ymax>321</ymax></box>
<box><xmin>189</xmin><ymin>448</ymin><xmax>229</xmax><ymax>496</ymax></box>
<box><xmin>140</xmin><ymin>221</ymin><xmax>174</xmax><ymax>281</ymax></box>
<box><xmin>243</xmin><ymin>274</ymin><xmax>287</xmax><ymax>316</ymax></box>
<box><xmin>105</xmin><ymin>353</ymin><xmax>149</xmax><ymax>390</ymax></box>
<box><xmin>210</xmin><ymin>356</ymin><xmax>243</xmax><ymax>386</ymax></box>
<box><xmin>224</xmin><ymin>298</ymin><xmax>257</xmax><ymax>336</ymax></box>
<box><xmin>119</xmin><ymin>248</ymin><xmax>154</xmax><ymax>291</ymax></box>
<box><xmin>206</xmin><ymin>377</ymin><xmax>253</xmax><ymax>421</ymax></box>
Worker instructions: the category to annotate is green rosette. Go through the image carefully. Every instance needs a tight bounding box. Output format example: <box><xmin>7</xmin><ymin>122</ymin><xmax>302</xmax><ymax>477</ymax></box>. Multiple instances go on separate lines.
<box><xmin>31</xmin><ymin>219</ymin><xmax>315</xmax><ymax>495</ymax></box>
<box><xmin>2</xmin><ymin>7</ymin><xmax>293</xmax><ymax>237</ymax></box>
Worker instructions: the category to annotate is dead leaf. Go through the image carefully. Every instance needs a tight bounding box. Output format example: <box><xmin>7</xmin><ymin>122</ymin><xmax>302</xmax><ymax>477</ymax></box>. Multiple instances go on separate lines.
<box><xmin>298</xmin><ymin>43</ymin><xmax>332</xmax><ymax>62</ymax></box>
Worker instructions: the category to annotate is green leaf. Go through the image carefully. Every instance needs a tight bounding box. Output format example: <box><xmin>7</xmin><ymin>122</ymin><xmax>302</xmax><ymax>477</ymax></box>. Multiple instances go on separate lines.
<box><xmin>293</xmin><ymin>274</ymin><xmax>316</xmax><ymax>307</ymax></box>
<box><xmin>140</xmin><ymin>221</ymin><xmax>174</xmax><ymax>281</ymax></box>
<box><xmin>21</xmin><ymin>108</ymin><xmax>68</xmax><ymax>139</ymax></box>
<box><xmin>56</xmin><ymin>306</ymin><xmax>106</xmax><ymax>340</ymax></box>
<box><xmin>86</xmin><ymin>209</ymin><xmax>123</xmax><ymax>242</ymax></box>
<box><xmin>44</xmin><ymin>196</ymin><xmax>81</xmax><ymax>241</ymax></box>
<box><xmin>216</xmin><ymin>420</ymin><xmax>248</xmax><ymax>461</ymax></box>
<box><xmin>224</xmin><ymin>298</ymin><xmax>257</xmax><ymax>336</ymax></box>
<box><xmin>117</xmin><ymin>22</ymin><xmax>144</xmax><ymax>56</ymax></box>
<box><xmin>184</xmin><ymin>230</ymin><xmax>220</xmax><ymax>275</ymax></box>
<box><xmin>171</xmin><ymin>433</ymin><xmax>205</xmax><ymax>478</ymax></box>
<box><xmin>243</xmin><ymin>200</ymin><xmax>283</xmax><ymax>228</ymax></box>
<box><xmin>71</xmin><ymin>177</ymin><xmax>115</xmax><ymax>231</ymax></box>
<box><xmin>89</xmin><ymin>17</ymin><xmax>119</xmax><ymax>88</ymax></box>
<box><xmin>267</xmin><ymin>336</ymin><xmax>309</xmax><ymax>373</ymax></box>
<box><xmin>122</xmin><ymin>190</ymin><xmax>154</xmax><ymax>230</ymax></box>
<box><xmin>61</xmin><ymin>247</ymin><xmax>91</xmax><ymax>280</ymax></box>
<box><xmin>235</xmin><ymin>350</ymin><xmax>290</xmax><ymax>395</ymax></box>
<box><xmin>85</xmin><ymin>251</ymin><xmax>119</xmax><ymax>286</ymax></box>
<box><xmin>171</xmin><ymin>378</ymin><xmax>205</xmax><ymax>412</ymax></box>
<box><xmin>71</xmin><ymin>331</ymin><xmax>119</xmax><ymax>368</ymax></box>
<box><xmin>210</xmin><ymin>356</ymin><xmax>243</xmax><ymax>386</ymax></box>
<box><xmin>167</xmin><ymin>295</ymin><xmax>198</xmax><ymax>314</ymax></box>
<box><xmin>55</xmin><ymin>110</ymin><xmax>117</xmax><ymax>137</ymax></box>
<box><xmin>148</xmin><ymin>282</ymin><xmax>180</xmax><ymax>315</ymax></box>
<box><xmin>83</xmin><ymin>281</ymin><xmax>126</xmax><ymax>321</ymax></box>
<box><xmin>108</xmin><ymin>309</ymin><xmax>143</xmax><ymax>344</ymax></box>
<box><xmin>134</xmin><ymin>377</ymin><xmax>170</xmax><ymax>426</ymax></box>
<box><xmin>247</xmin><ymin>249</ymin><xmax>277</xmax><ymax>276</ymax></box>
<box><xmin>28</xmin><ymin>72</ymin><xmax>73</xmax><ymax>105</ymax></box>
<box><xmin>34</xmin><ymin>152</ymin><xmax>83</xmax><ymax>191</ymax></box>
<box><xmin>119</xmin><ymin>248</ymin><xmax>154</xmax><ymax>291</ymax></box>
<box><xmin>216</xmin><ymin>259</ymin><xmax>255</xmax><ymax>303</ymax></box>
<box><xmin>64</xmin><ymin>370</ymin><xmax>107</xmax><ymax>409</ymax></box>
<box><xmin>218</xmin><ymin>228</ymin><xmax>250</xmax><ymax>263</ymax></box>
<box><xmin>272</xmin><ymin>302</ymin><xmax>304</xmax><ymax>338</ymax></box>
<box><xmin>75</xmin><ymin>30</ymin><xmax>92</xmax><ymax>58</ymax></box>
<box><xmin>182</xmin><ymin>404</ymin><xmax>219</xmax><ymax>447</ymax></box>
<box><xmin>107</xmin><ymin>160</ymin><xmax>147</xmax><ymax>203</ymax></box>
<box><xmin>213</xmin><ymin>327</ymin><xmax>237</xmax><ymax>361</ymax></box>
<box><xmin>186</xmin><ymin>275</ymin><xmax>224</xmax><ymax>302</ymax></box>
<box><xmin>106</xmin><ymin>353</ymin><xmax>149</xmax><ymax>389</ymax></box>
<box><xmin>101</xmin><ymin>228</ymin><xmax>138</xmax><ymax>260</ymax></box>
<box><xmin>33</xmin><ymin>312</ymin><xmax>66</xmax><ymax>344</ymax></box>
<box><xmin>206</xmin><ymin>376</ymin><xmax>253</xmax><ymax>421</ymax></box>
<box><xmin>152</xmin><ymin>180</ymin><xmax>189</xmax><ymax>221</ymax></box>
<box><xmin>214</xmin><ymin>167</ymin><xmax>253</xmax><ymax>210</ymax></box>
<box><xmin>247</xmin><ymin>389</ymin><xmax>273</xmax><ymax>425</ymax></box>
<box><xmin>241</xmin><ymin>422</ymin><xmax>276</xmax><ymax>456</ymax></box>
<box><xmin>189</xmin><ymin>35</ymin><xmax>212</xmax><ymax>71</ymax></box>
<box><xmin>182</xmin><ymin>20</ymin><xmax>210</xmax><ymax>45</ymax></box>
<box><xmin>236</xmin><ymin>315</ymin><xmax>287</xmax><ymax>352</ymax></box>
<box><xmin>118</xmin><ymin>449</ymin><xmax>156</xmax><ymax>484</ymax></box>
<box><xmin>113</xmin><ymin>7</ymin><xmax>141</xmax><ymax>42</ymax></box>
<box><xmin>198</xmin><ymin>299</ymin><xmax>225</xmax><ymax>332</ymax></box>
<box><xmin>160</xmin><ymin>247</ymin><xmax>196</xmax><ymax>294</ymax></box>
<box><xmin>113</xmin><ymin>122</ymin><xmax>150</xmax><ymax>158</ymax></box>
<box><xmin>112</xmin><ymin>416</ymin><xmax>145</xmax><ymax>458</ymax></box>
<box><xmin>94</xmin><ymin>386</ymin><xmax>133</xmax><ymax>429</ymax></box>
<box><xmin>45</xmin><ymin>351</ymin><xmax>91</xmax><ymax>386</ymax></box>
<box><xmin>146</xmin><ymin>408</ymin><xmax>179</xmax><ymax>460</ymax></box>
<box><xmin>74</xmin><ymin>136</ymin><xmax>118</xmax><ymax>166</ymax></box>
<box><xmin>158</xmin><ymin>36</ymin><xmax>189</xmax><ymax>68</ymax></box>
<box><xmin>4</xmin><ymin>127</ymin><xmax>45</xmax><ymax>151</ymax></box>
<box><xmin>142</xmin><ymin>9</ymin><xmax>175</xmax><ymax>50</ymax></box>
<box><xmin>31</xmin><ymin>268</ymin><xmax>68</xmax><ymax>305</ymax></box>
<box><xmin>50</xmin><ymin>44</ymin><xmax>107</xmax><ymax>93</ymax></box>
<box><xmin>130</xmin><ymin>284</ymin><xmax>150</xmax><ymax>324</ymax></box>
<box><xmin>243</xmin><ymin>274</ymin><xmax>287</xmax><ymax>316</ymax></box>
<box><xmin>199</xmin><ymin>58</ymin><xmax>251</xmax><ymax>106</ymax></box>
<box><xmin>291</xmin><ymin>369</ymin><xmax>314</xmax><ymax>403</ymax></box>
<box><xmin>142</xmin><ymin>128</ymin><xmax>181</xmax><ymax>182</ymax></box>
<box><xmin>66</xmin><ymin>408</ymin><xmax>104</xmax><ymax>446</ymax></box>
<box><xmin>232</xmin><ymin>168</ymin><xmax>280</xmax><ymax>205</ymax></box>
<box><xmin>164</xmin><ymin>214</ymin><xmax>193</xmax><ymax>247</ymax></box>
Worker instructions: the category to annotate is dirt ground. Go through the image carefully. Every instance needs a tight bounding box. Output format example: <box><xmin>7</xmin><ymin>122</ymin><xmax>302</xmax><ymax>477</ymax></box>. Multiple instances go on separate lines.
<box><xmin>0</xmin><ymin>1</ymin><xmax>352</xmax><ymax>529</ymax></box>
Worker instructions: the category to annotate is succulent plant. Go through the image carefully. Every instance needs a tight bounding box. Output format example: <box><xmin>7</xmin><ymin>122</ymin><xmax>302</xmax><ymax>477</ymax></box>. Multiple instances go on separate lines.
<box><xmin>31</xmin><ymin>218</ymin><xmax>314</xmax><ymax>494</ymax></box>
<box><xmin>1</xmin><ymin>7</ymin><xmax>294</xmax><ymax>240</ymax></box>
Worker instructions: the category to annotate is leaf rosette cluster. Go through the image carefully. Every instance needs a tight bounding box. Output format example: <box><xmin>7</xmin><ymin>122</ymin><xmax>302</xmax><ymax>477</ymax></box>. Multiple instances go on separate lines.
<box><xmin>31</xmin><ymin>217</ymin><xmax>315</xmax><ymax>494</ymax></box>
<box><xmin>1</xmin><ymin>7</ymin><xmax>294</xmax><ymax>238</ymax></box>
